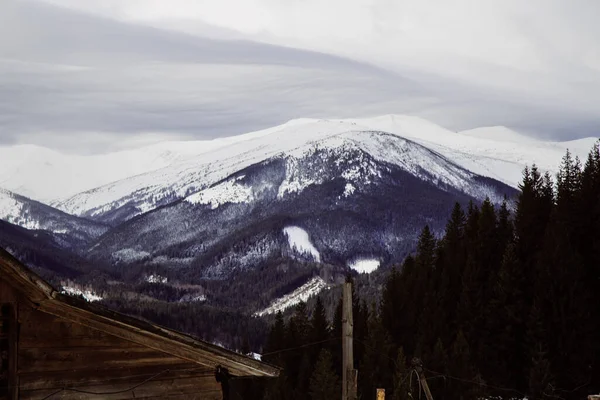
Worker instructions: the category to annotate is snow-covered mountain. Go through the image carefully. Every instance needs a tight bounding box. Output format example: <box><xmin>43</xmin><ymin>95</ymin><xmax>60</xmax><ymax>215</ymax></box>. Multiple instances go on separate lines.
<box><xmin>1</xmin><ymin>114</ymin><xmax>596</xmax><ymax>317</ymax></box>
<box><xmin>30</xmin><ymin>115</ymin><xmax>593</xmax><ymax>225</ymax></box>
<box><xmin>85</xmin><ymin>129</ymin><xmax>516</xmax><ymax>276</ymax></box>
<box><xmin>0</xmin><ymin>187</ymin><xmax>108</xmax><ymax>248</ymax></box>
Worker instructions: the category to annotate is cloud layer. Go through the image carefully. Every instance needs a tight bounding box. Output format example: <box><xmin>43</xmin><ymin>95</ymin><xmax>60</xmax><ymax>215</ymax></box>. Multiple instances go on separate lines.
<box><xmin>0</xmin><ymin>0</ymin><xmax>598</xmax><ymax>153</ymax></box>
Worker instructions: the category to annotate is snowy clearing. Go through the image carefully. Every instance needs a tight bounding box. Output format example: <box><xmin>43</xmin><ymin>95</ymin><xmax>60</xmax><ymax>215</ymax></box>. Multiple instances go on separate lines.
<box><xmin>186</xmin><ymin>176</ymin><xmax>253</xmax><ymax>209</ymax></box>
<box><xmin>254</xmin><ymin>276</ymin><xmax>329</xmax><ymax>317</ymax></box>
<box><xmin>283</xmin><ymin>226</ymin><xmax>321</xmax><ymax>262</ymax></box>
<box><xmin>61</xmin><ymin>286</ymin><xmax>103</xmax><ymax>302</ymax></box>
<box><xmin>348</xmin><ymin>258</ymin><xmax>380</xmax><ymax>273</ymax></box>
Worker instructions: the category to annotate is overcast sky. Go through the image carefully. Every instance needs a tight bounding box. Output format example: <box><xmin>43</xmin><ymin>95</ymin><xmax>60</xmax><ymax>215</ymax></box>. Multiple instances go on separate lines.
<box><xmin>1</xmin><ymin>0</ymin><xmax>599</xmax><ymax>153</ymax></box>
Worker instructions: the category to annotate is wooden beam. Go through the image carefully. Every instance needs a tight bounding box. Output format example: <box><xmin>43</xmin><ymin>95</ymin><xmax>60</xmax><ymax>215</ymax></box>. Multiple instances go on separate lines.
<box><xmin>19</xmin><ymin>347</ymin><xmax>185</xmax><ymax>373</ymax></box>
<box><xmin>18</xmin><ymin>363</ymin><xmax>211</xmax><ymax>390</ymax></box>
<box><xmin>19</xmin><ymin>375</ymin><xmax>223</xmax><ymax>400</ymax></box>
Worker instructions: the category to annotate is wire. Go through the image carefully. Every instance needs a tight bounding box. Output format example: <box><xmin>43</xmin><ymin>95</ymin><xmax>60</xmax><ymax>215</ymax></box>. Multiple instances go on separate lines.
<box><xmin>261</xmin><ymin>337</ymin><xmax>340</xmax><ymax>357</ymax></box>
<box><xmin>353</xmin><ymin>337</ymin><xmax>399</xmax><ymax>368</ymax></box>
<box><xmin>40</xmin><ymin>369</ymin><xmax>171</xmax><ymax>399</ymax></box>
<box><xmin>410</xmin><ymin>369</ymin><xmax>423</xmax><ymax>400</ymax></box>
<box><xmin>423</xmin><ymin>367</ymin><xmax>528</xmax><ymax>398</ymax></box>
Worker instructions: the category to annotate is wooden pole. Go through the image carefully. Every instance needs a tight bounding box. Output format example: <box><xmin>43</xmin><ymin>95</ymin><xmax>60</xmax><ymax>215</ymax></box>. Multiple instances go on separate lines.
<box><xmin>342</xmin><ymin>282</ymin><xmax>357</xmax><ymax>400</ymax></box>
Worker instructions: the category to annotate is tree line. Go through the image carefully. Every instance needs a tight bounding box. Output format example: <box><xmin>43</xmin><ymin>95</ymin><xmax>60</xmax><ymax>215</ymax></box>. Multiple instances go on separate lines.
<box><xmin>256</xmin><ymin>141</ymin><xmax>600</xmax><ymax>400</ymax></box>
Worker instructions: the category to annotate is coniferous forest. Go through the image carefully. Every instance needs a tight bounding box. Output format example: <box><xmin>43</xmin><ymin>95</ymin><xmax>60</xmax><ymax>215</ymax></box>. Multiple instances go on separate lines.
<box><xmin>240</xmin><ymin>142</ymin><xmax>600</xmax><ymax>400</ymax></box>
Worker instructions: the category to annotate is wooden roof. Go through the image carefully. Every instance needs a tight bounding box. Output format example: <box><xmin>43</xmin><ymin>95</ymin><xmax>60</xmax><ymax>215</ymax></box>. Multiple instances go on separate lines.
<box><xmin>0</xmin><ymin>248</ymin><xmax>280</xmax><ymax>378</ymax></box>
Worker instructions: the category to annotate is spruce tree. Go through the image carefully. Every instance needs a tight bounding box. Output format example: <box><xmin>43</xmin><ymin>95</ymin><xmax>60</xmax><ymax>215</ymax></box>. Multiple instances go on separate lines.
<box><xmin>391</xmin><ymin>347</ymin><xmax>410</xmax><ymax>400</ymax></box>
<box><xmin>358</xmin><ymin>307</ymin><xmax>394</xmax><ymax>399</ymax></box>
<box><xmin>437</xmin><ymin>203</ymin><xmax>467</xmax><ymax>347</ymax></box>
<box><xmin>487</xmin><ymin>242</ymin><xmax>527</xmax><ymax>391</ymax></box>
<box><xmin>528</xmin><ymin>343</ymin><xmax>555</xmax><ymax>400</ymax></box>
<box><xmin>448</xmin><ymin>330</ymin><xmax>480</xmax><ymax>400</ymax></box>
<box><xmin>310</xmin><ymin>296</ymin><xmax>330</xmax><ymax>364</ymax></box>
<box><xmin>309</xmin><ymin>349</ymin><xmax>340</xmax><ymax>400</ymax></box>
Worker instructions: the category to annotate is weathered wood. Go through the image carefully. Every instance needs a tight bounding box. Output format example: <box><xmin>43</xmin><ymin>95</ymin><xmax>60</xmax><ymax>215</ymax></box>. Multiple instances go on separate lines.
<box><xmin>19</xmin><ymin>347</ymin><xmax>185</xmax><ymax>373</ymax></box>
<box><xmin>38</xmin><ymin>298</ymin><xmax>277</xmax><ymax>377</ymax></box>
<box><xmin>19</xmin><ymin>375</ymin><xmax>223</xmax><ymax>400</ymax></box>
<box><xmin>342</xmin><ymin>282</ymin><xmax>357</xmax><ymax>400</ymax></box>
<box><xmin>19</xmin><ymin>363</ymin><xmax>211</xmax><ymax>390</ymax></box>
<box><xmin>0</xmin><ymin>281</ymin><xmax>21</xmax><ymax>304</ymax></box>
<box><xmin>1</xmin><ymin>247</ymin><xmax>278</xmax><ymax>400</ymax></box>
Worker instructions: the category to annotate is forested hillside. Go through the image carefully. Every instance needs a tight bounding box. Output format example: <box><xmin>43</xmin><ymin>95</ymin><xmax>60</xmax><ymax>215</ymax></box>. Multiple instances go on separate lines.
<box><xmin>251</xmin><ymin>141</ymin><xmax>600</xmax><ymax>400</ymax></box>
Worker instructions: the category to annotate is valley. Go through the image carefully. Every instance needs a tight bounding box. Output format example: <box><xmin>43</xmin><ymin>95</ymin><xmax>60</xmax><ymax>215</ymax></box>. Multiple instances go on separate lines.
<box><xmin>0</xmin><ymin>114</ymin><xmax>595</xmax><ymax>351</ymax></box>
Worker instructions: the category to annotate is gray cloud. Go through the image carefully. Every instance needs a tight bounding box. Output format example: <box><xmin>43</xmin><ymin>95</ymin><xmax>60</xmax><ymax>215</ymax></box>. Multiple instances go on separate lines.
<box><xmin>0</xmin><ymin>0</ymin><xmax>598</xmax><ymax>154</ymax></box>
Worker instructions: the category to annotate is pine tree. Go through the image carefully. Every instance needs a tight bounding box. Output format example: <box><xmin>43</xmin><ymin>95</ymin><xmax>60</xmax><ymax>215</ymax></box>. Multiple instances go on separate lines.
<box><xmin>528</xmin><ymin>343</ymin><xmax>555</xmax><ymax>400</ymax></box>
<box><xmin>448</xmin><ymin>330</ymin><xmax>480</xmax><ymax>400</ymax></box>
<box><xmin>310</xmin><ymin>296</ymin><xmax>330</xmax><ymax>364</ymax></box>
<box><xmin>330</xmin><ymin>297</ymin><xmax>343</xmax><ymax>378</ymax></box>
<box><xmin>309</xmin><ymin>349</ymin><xmax>340</xmax><ymax>400</ymax></box>
<box><xmin>391</xmin><ymin>347</ymin><xmax>410</xmax><ymax>400</ymax></box>
<box><xmin>487</xmin><ymin>242</ymin><xmax>527</xmax><ymax>391</ymax></box>
<box><xmin>437</xmin><ymin>203</ymin><xmax>467</xmax><ymax>347</ymax></box>
<box><xmin>358</xmin><ymin>307</ymin><xmax>394</xmax><ymax>399</ymax></box>
<box><xmin>264</xmin><ymin>311</ymin><xmax>286</xmax><ymax>367</ymax></box>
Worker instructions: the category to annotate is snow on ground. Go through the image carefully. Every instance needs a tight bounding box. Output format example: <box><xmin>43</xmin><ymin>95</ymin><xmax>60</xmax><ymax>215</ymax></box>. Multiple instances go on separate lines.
<box><xmin>283</xmin><ymin>226</ymin><xmax>321</xmax><ymax>262</ymax></box>
<box><xmin>186</xmin><ymin>175</ymin><xmax>253</xmax><ymax>209</ymax></box>
<box><xmin>146</xmin><ymin>274</ymin><xmax>168</xmax><ymax>284</ymax></box>
<box><xmin>61</xmin><ymin>286</ymin><xmax>103</xmax><ymax>302</ymax></box>
<box><xmin>178</xmin><ymin>294</ymin><xmax>207</xmax><ymax>303</ymax></box>
<box><xmin>112</xmin><ymin>248</ymin><xmax>151</xmax><ymax>263</ymax></box>
<box><xmin>0</xmin><ymin>188</ymin><xmax>40</xmax><ymax>230</ymax></box>
<box><xmin>249</xmin><ymin>352</ymin><xmax>262</xmax><ymax>361</ymax></box>
<box><xmin>343</xmin><ymin>183</ymin><xmax>356</xmax><ymax>197</ymax></box>
<box><xmin>348</xmin><ymin>258</ymin><xmax>381</xmax><ymax>273</ymax></box>
<box><xmin>254</xmin><ymin>276</ymin><xmax>329</xmax><ymax>317</ymax></box>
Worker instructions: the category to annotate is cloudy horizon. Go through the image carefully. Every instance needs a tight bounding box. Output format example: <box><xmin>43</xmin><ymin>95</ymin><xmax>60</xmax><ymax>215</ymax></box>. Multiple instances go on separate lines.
<box><xmin>1</xmin><ymin>0</ymin><xmax>599</xmax><ymax>154</ymax></box>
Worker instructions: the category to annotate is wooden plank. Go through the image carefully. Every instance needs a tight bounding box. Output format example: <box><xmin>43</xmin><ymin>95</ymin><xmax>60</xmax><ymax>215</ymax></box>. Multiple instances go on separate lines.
<box><xmin>19</xmin><ymin>306</ymin><xmax>140</xmax><ymax>349</ymax></box>
<box><xmin>19</xmin><ymin>347</ymin><xmax>185</xmax><ymax>373</ymax></box>
<box><xmin>19</xmin><ymin>363</ymin><xmax>211</xmax><ymax>390</ymax></box>
<box><xmin>0</xmin><ymin>281</ymin><xmax>19</xmax><ymax>303</ymax></box>
<box><xmin>38</xmin><ymin>299</ymin><xmax>279</xmax><ymax>377</ymax></box>
<box><xmin>20</xmin><ymin>334</ymin><xmax>136</xmax><ymax>349</ymax></box>
<box><xmin>19</xmin><ymin>375</ymin><xmax>223</xmax><ymax>400</ymax></box>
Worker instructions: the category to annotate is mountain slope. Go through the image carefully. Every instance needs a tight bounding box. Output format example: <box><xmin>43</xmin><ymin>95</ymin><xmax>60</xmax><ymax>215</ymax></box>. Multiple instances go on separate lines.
<box><xmin>0</xmin><ymin>187</ymin><xmax>108</xmax><ymax>248</ymax></box>
<box><xmin>86</xmin><ymin>132</ymin><xmax>516</xmax><ymax>281</ymax></box>
<box><xmin>49</xmin><ymin>115</ymin><xmax>571</xmax><ymax>226</ymax></box>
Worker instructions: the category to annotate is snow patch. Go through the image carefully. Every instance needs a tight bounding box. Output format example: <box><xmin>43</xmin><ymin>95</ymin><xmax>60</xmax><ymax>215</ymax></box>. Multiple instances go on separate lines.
<box><xmin>348</xmin><ymin>258</ymin><xmax>380</xmax><ymax>274</ymax></box>
<box><xmin>343</xmin><ymin>183</ymin><xmax>356</xmax><ymax>197</ymax></box>
<box><xmin>112</xmin><ymin>248</ymin><xmax>151</xmax><ymax>263</ymax></box>
<box><xmin>277</xmin><ymin>157</ymin><xmax>319</xmax><ymax>199</ymax></box>
<box><xmin>283</xmin><ymin>226</ymin><xmax>321</xmax><ymax>262</ymax></box>
<box><xmin>249</xmin><ymin>352</ymin><xmax>262</xmax><ymax>361</ymax></box>
<box><xmin>179</xmin><ymin>293</ymin><xmax>207</xmax><ymax>302</ymax></box>
<box><xmin>146</xmin><ymin>274</ymin><xmax>168</xmax><ymax>284</ymax></box>
<box><xmin>0</xmin><ymin>188</ymin><xmax>40</xmax><ymax>230</ymax></box>
<box><xmin>254</xmin><ymin>276</ymin><xmax>329</xmax><ymax>317</ymax></box>
<box><xmin>186</xmin><ymin>176</ymin><xmax>253</xmax><ymax>209</ymax></box>
<box><xmin>61</xmin><ymin>286</ymin><xmax>103</xmax><ymax>302</ymax></box>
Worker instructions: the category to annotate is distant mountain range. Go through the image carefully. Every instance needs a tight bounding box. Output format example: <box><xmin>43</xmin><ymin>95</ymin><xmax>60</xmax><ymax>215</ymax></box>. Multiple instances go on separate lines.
<box><xmin>0</xmin><ymin>115</ymin><xmax>596</xmax><ymax>318</ymax></box>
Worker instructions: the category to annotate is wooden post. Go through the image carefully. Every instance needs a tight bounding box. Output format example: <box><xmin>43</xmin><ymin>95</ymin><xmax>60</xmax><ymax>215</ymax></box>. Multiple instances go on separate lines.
<box><xmin>342</xmin><ymin>282</ymin><xmax>357</xmax><ymax>400</ymax></box>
